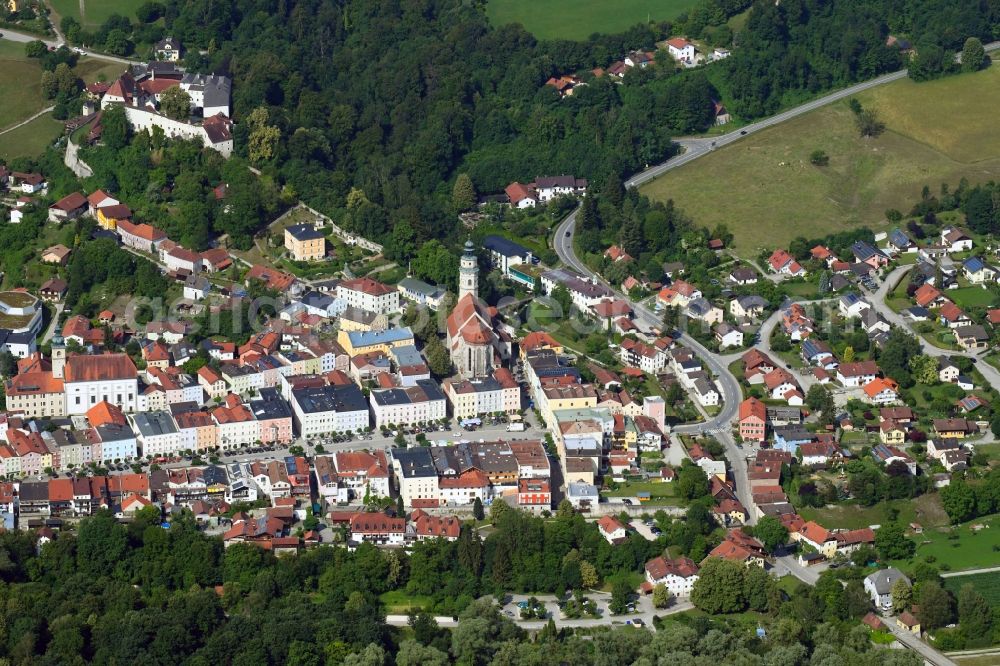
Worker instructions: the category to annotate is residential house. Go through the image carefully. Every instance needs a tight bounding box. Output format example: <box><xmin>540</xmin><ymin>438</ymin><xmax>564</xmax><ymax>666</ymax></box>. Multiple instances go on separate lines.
<box><xmin>47</xmin><ymin>192</ymin><xmax>88</xmax><ymax>223</ymax></box>
<box><xmin>941</xmin><ymin>227</ymin><xmax>973</xmax><ymax>253</ymax></box>
<box><xmin>728</xmin><ymin>266</ymin><xmax>758</xmax><ymax>285</ymax></box>
<box><xmin>836</xmin><ymin>361</ymin><xmax>879</xmax><ymax>388</ymax></box>
<box><xmin>284</xmin><ymin>224</ymin><xmax>326</xmax><ymax>262</ymax></box>
<box><xmin>871</xmin><ymin>444</ymin><xmax>916</xmax><ymax>475</ymax></box>
<box><xmin>851</xmin><ymin>241</ymin><xmax>889</xmax><ymax>268</ymax></box>
<box><xmin>962</xmin><ymin>256</ymin><xmax>996</xmax><ymax>284</ymax></box>
<box><xmin>644</xmin><ymin>556</ymin><xmax>700</xmax><ymax>597</ymax></box>
<box><xmin>597</xmin><ymin>516</ymin><xmax>628</xmax><ymax>544</ymax></box>
<box><xmin>738</xmin><ymin>397</ymin><xmax>766</xmax><ymax>442</ymax></box>
<box><xmin>715</xmin><ymin>323</ymin><xmax>743</xmax><ymax>349</ymax></box>
<box><xmin>666</xmin><ymin>37</ymin><xmax>696</xmax><ymax>63</ymax></box>
<box><xmin>768</xmin><ymin>249</ymin><xmax>806</xmax><ymax>277</ymax></box>
<box><xmin>955</xmin><ymin>324</ymin><xmax>989</xmax><ymax>351</ymax></box>
<box><xmin>730</xmin><ymin>294</ymin><xmax>767</xmax><ymax>320</ymax></box>
<box><xmin>864</xmin><ymin>568</ymin><xmax>910</xmax><ymax>611</ymax></box>
<box><xmin>863</xmin><ymin>377</ymin><xmax>900</xmax><ymax>405</ymax></box>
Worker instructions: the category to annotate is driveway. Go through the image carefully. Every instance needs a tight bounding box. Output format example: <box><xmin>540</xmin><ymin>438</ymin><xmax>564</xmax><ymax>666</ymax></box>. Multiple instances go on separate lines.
<box><xmin>630</xmin><ymin>519</ymin><xmax>660</xmax><ymax>541</ymax></box>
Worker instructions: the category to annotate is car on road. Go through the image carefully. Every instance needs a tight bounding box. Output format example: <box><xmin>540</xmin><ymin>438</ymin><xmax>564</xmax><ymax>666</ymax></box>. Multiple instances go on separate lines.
<box><xmin>565</xmin><ymin>231</ymin><xmax>571</xmax><ymax>237</ymax></box>
<box><xmin>740</xmin><ymin>130</ymin><xmax>747</xmax><ymax>135</ymax></box>
<box><xmin>622</xmin><ymin>498</ymin><xmax>633</xmax><ymax>506</ymax></box>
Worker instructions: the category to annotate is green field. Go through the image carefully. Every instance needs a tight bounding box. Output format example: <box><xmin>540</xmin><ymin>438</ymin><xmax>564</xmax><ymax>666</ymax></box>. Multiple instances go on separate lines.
<box><xmin>797</xmin><ymin>495</ymin><xmax>948</xmax><ymax>531</ymax></box>
<box><xmin>604</xmin><ymin>480</ymin><xmax>680</xmax><ymax>505</ymax></box>
<box><xmin>379</xmin><ymin>590</ymin><xmax>433</xmax><ymax>613</ymax></box>
<box><xmin>486</xmin><ymin>0</ymin><xmax>698</xmax><ymax>41</ymax></box>
<box><xmin>49</xmin><ymin>0</ymin><xmax>149</xmax><ymax>31</ymax></box>
<box><xmin>949</xmin><ymin>286</ymin><xmax>997</xmax><ymax>309</ymax></box>
<box><xmin>905</xmin><ymin>515</ymin><xmax>1000</xmax><ymax>571</ymax></box>
<box><xmin>0</xmin><ymin>114</ymin><xmax>64</xmax><ymax>160</ymax></box>
<box><xmin>944</xmin><ymin>571</ymin><xmax>1000</xmax><ymax>607</ymax></box>
<box><xmin>641</xmin><ymin>65</ymin><xmax>1000</xmax><ymax>258</ymax></box>
<box><xmin>0</xmin><ymin>40</ymin><xmax>51</xmax><ymax>128</ymax></box>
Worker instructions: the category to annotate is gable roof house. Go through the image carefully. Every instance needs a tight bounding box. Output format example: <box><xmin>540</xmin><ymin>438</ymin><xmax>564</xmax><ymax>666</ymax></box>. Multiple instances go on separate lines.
<box><xmin>962</xmin><ymin>256</ymin><xmax>996</xmax><ymax>284</ymax></box>
<box><xmin>768</xmin><ymin>249</ymin><xmax>806</xmax><ymax>277</ymax></box>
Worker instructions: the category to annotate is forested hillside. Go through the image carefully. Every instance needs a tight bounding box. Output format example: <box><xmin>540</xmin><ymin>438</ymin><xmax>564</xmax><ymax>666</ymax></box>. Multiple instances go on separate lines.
<box><xmin>98</xmin><ymin>0</ymin><xmax>999</xmax><ymax>249</ymax></box>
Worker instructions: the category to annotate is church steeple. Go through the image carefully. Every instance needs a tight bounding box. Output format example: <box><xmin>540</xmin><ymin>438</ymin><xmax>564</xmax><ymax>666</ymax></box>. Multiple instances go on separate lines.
<box><xmin>458</xmin><ymin>239</ymin><xmax>479</xmax><ymax>301</ymax></box>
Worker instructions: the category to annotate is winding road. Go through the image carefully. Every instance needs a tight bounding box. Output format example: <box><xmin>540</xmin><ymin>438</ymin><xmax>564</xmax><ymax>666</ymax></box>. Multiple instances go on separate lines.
<box><xmin>0</xmin><ymin>27</ymin><xmax>135</xmax><ymax>65</ymax></box>
<box><xmin>869</xmin><ymin>265</ymin><xmax>1000</xmax><ymax>390</ymax></box>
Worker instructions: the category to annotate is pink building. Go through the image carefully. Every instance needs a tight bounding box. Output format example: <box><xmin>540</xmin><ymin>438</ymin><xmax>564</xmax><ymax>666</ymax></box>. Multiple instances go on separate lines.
<box><xmin>251</xmin><ymin>390</ymin><xmax>294</xmax><ymax>445</ymax></box>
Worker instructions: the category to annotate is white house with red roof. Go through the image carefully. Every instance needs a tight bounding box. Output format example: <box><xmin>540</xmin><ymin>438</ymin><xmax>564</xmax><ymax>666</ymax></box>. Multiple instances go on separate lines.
<box><xmin>336</xmin><ymin>277</ymin><xmax>399</xmax><ymax>314</ymax></box>
<box><xmin>645</xmin><ymin>556</ymin><xmax>700</xmax><ymax>597</ymax></box>
<box><xmin>665</xmin><ymin>38</ymin><xmax>696</xmax><ymax>64</ymax></box>
<box><xmin>597</xmin><ymin>515</ymin><xmax>628</xmax><ymax>544</ymax></box>
<box><xmin>768</xmin><ymin>249</ymin><xmax>807</xmax><ymax>277</ymax></box>
<box><xmin>504</xmin><ymin>182</ymin><xmax>537</xmax><ymax>208</ymax></box>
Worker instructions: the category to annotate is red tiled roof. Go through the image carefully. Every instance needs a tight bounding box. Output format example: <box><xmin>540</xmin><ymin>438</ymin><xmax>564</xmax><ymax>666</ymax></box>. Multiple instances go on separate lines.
<box><xmin>65</xmin><ymin>354</ymin><xmax>137</xmax><ymax>382</ymax></box>
<box><xmin>50</xmin><ymin>192</ymin><xmax>87</xmax><ymax>212</ymax></box>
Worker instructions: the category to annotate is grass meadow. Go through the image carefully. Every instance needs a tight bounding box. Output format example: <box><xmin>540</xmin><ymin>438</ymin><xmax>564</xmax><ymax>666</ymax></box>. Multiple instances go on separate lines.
<box><xmin>486</xmin><ymin>0</ymin><xmax>698</xmax><ymax>41</ymax></box>
<box><xmin>640</xmin><ymin>63</ymin><xmax>1000</xmax><ymax>258</ymax></box>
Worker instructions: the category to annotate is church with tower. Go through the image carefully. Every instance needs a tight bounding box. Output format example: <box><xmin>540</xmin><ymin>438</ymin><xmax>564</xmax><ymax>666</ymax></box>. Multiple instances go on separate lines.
<box><xmin>445</xmin><ymin>240</ymin><xmax>510</xmax><ymax>378</ymax></box>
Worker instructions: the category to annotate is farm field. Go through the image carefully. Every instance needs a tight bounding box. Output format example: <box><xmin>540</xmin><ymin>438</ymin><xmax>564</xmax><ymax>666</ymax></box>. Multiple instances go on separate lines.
<box><xmin>640</xmin><ymin>64</ymin><xmax>1000</xmax><ymax>258</ymax></box>
<box><xmin>0</xmin><ymin>114</ymin><xmax>64</xmax><ymax>161</ymax></box>
<box><xmin>486</xmin><ymin>0</ymin><xmax>698</xmax><ymax>41</ymax></box>
<box><xmin>49</xmin><ymin>0</ymin><xmax>149</xmax><ymax>31</ymax></box>
<box><xmin>944</xmin><ymin>571</ymin><xmax>1000</xmax><ymax>607</ymax></box>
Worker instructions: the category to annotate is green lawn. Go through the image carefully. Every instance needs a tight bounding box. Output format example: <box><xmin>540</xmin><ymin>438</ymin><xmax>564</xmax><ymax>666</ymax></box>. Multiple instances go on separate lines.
<box><xmin>948</xmin><ymin>286</ymin><xmax>997</xmax><ymax>309</ymax></box>
<box><xmin>486</xmin><ymin>0</ymin><xmax>698</xmax><ymax>41</ymax></box>
<box><xmin>0</xmin><ymin>40</ymin><xmax>49</xmax><ymax>128</ymax></box>
<box><xmin>904</xmin><ymin>514</ymin><xmax>1000</xmax><ymax>572</ymax></box>
<box><xmin>0</xmin><ymin>114</ymin><xmax>63</xmax><ymax>160</ymax></box>
<box><xmin>943</xmin><ymin>571</ymin><xmax>1000</xmax><ymax>607</ymax></box>
<box><xmin>797</xmin><ymin>495</ymin><xmax>948</xmax><ymax>531</ymax></box>
<box><xmin>379</xmin><ymin>590</ymin><xmax>433</xmax><ymax>613</ymax></box>
<box><xmin>640</xmin><ymin>65</ymin><xmax>1000</xmax><ymax>258</ymax></box>
<box><xmin>49</xmin><ymin>0</ymin><xmax>150</xmax><ymax>31</ymax></box>
<box><xmin>604</xmin><ymin>480</ymin><xmax>680</xmax><ymax>505</ymax></box>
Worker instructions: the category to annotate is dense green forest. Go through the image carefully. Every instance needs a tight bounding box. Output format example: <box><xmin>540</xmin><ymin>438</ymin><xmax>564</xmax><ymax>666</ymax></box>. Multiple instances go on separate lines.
<box><xmin>0</xmin><ymin>504</ymin><xmax>937</xmax><ymax>665</ymax></box>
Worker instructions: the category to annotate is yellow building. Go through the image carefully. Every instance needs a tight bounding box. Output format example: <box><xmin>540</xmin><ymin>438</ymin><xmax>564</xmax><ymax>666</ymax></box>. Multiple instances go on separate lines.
<box><xmin>879</xmin><ymin>421</ymin><xmax>906</xmax><ymax>445</ymax></box>
<box><xmin>337</xmin><ymin>327</ymin><xmax>415</xmax><ymax>357</ymax></box>
<box><xmin>284</xmin><ymin>224</ymin><xmax>326</xmax><ymax>261</ymax></box>
<box><xmin>540</xmin><ymin>384</ymin><xmax>598</xmax><ymax>426</ymax></box>
<box><xmin>96</xmin><ymin>204</ymin><xmax>132</xmax><ymax>231</ymax></box>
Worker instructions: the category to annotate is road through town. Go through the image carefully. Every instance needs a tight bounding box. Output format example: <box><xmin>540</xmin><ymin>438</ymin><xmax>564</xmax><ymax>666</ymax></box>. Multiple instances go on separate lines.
<box><xmin>553</xmin><ymin>41</ymin><xmax>1000</xmax><ymax>531</ymax></box>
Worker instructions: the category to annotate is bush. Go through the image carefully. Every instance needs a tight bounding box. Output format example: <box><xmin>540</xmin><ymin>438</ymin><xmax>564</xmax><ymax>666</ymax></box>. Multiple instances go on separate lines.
<box><xmin>809</xmin><ymin>150</ymin><xmax>829</xmax><ymax>166</ymax></box>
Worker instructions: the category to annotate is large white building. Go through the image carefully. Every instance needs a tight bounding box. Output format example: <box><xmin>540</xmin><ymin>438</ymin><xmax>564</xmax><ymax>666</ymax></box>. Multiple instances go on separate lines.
<box><xmin>645</xmin><ymin>556</ymin><xmax>700</xmax><ymax>598</ymax></box>
<box><xmin>444</xmin><ymin>370</ymin><xmax>520</xmax><ymax>419</ymax></box>
<box><xmin>540</xmin><ymin>268</ymin><xmax>613</xmax><ymax>311</ymax></box>
<box><xmin>370</xmin><ymin>379</ymin><xmax>447</xmax><ymax>428</ymax></box>
<box><xmin>391</xmin><ymin>447</ymin><xmax>439</xmax><ymax>508</ymax></box>
<box><xmin>336</xmin><ymin>277</ymin><xmax>400</xmax><ymax>314</ymax></box>
<box><xmin>291</xmin><ymin>384</ymin><xmax>369</xmax><ymax>437</ymax></box>
<box><xmin>63</xmin><ymin>353</ymin><xmax>139</xmax><ymax>416</ymax></box>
